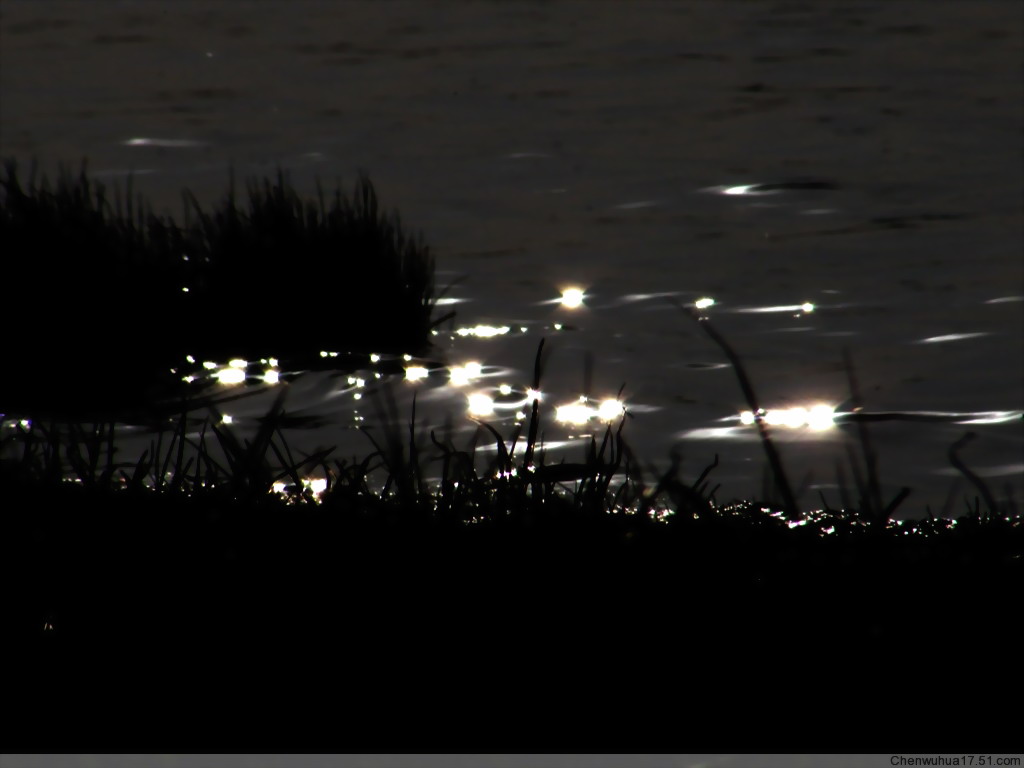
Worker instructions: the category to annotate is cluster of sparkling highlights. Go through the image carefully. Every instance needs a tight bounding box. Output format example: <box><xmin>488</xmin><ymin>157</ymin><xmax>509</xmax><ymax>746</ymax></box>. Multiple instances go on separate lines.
<box><xmin>740</xmin><ymin>405</ymin><xmax>836</xmax><ymax>431</ymax></box>
<box><xmin>554</xmin><ymin>396</ymin><xmax>626</xmax><ymax>426</ymax></box>
<box><xmin>176</xmin><ymin>356</ymin><xmax>281</xmax><ymax>386</ymax></box>
<box><xmin>172</xmin><ymin>285</ymin><xmax>844</xmax><ymax>453</ymax></box>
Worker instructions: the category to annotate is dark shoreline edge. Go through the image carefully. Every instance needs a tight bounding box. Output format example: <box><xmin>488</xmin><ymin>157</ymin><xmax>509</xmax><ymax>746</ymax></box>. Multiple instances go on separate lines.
<box><xmin>2</xmin><ymin>161</ymin><xmax>1021</xmax><ymax>753</ymax></box>
<box><xmin>4</xmin><ymin>367</ymin><xmax>1022</xmax><ymax>752</ymax></box>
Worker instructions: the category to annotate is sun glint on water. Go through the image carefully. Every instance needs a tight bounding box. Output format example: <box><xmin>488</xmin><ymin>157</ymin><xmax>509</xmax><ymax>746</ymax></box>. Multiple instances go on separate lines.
<box><xmin>560</xmin><ymin>287</ymin><xmax>585</xmax><ymax>309</ymax></box>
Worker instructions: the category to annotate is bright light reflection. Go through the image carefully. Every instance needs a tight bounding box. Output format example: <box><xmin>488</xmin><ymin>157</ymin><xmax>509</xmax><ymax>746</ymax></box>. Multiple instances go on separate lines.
<box><xmin>620</xmin><ymin>291</ymin><xmax>683</xmax><ymax>303</ymax></box>
<box><xmin>555</xmin><ymin>397</ymin><xmax>625</xmax><ymax>425</ymax></box>
<box><xmin>807</xmin><ymin>405</ymin><xmax>836</xmax><ymax>430</ymax></box>
<box><xmin>739</xmin><ymin>404</ymin><xmax>836</xmax><ymax>430</ymax></box>
<box><xmin>556</xmin><ymin>401</ymin><xmax>593</xmax><ymax>426</ymax></box>
<box><xmin>722</xmin><ymin>184</ymin><xmax>775</xmax><ymax>196</ymax></box>
<box><xmin>560</xmin><ymin>287</ymin><xmax>585</xmax><ymax>309</ymax></box>
<box><xmin>919</xmin><ymin>333</ymin><xmax>988</xmax><ymax>344</ymax></box>
<box><xmin>679</xmin><ymin>428</ymin><xmax>753</xmax><ymax>438</ymax></box>
<box><xmin>739</xmin><ymin>303</ymin><xmax>815</xmax><ymax>314</ymax></box>
<box><xmin>958</xmin><ymin>411</ymin><xmax>1022</xmax><ymax>425</ymax></box>
<box><xmin>450</xmin><ymin>361</ymin><xmax>483</xmax><ymax>387</ymax></box>
<box><xmin>263</xmin><ymin>369</ymin><xmax>279</xmax><ymax>384</ymax></box>
<box><xmin>467</xmin><ymin>392</ymin><xmax>495</xmax><ymax>416</ymax></box>
<box><xmin>695</xmin><ymin>297</ymin><xmax>715</xmax><ymax>309</ymax></box>
<box><xmin>405</xmin><ymin>366</ymin><xmax>429</xmax><ymax>382</ymax></box>
<box><xmin>597</xmin><ymin>399</ymin><xmax>625</xmax><ymax>421</ymax></box>
<box><xmin>456</xmin><ymin>325</ymin><xmax>510</xmax><ymax>338</ymax></box>
<box><xmin>303</xmin><ymin>478</ymin><xmax>327</xmax><ymax>496</ymax></box>
<box><xmin>215</xmin><ymin>368</ymin><xmax>246</xmax><ymax>385</ymax></box>
<box><xmin>499</xmin><ymin>384</ymin><xmax>513</xmax><ymax>396</ymax></box>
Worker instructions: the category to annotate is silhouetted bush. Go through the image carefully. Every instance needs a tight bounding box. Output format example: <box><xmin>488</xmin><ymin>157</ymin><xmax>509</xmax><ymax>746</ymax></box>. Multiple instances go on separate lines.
<box><xmin>1</xmin><ymin>159</ymin><xmax>436</xmax><ymax>422</ymax></box>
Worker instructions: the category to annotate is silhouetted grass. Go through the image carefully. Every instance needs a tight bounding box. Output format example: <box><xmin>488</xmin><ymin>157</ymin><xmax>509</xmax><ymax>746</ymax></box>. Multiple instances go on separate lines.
<box><xmin>4</xmin><ymin>335</ymin><xmax>1020</xmax><ymax>651</ymax></box>
<box><xmin>0</xmin><ymin>158</ymin><xmax>437</xmax><ymax>423</ymax></box>
<box><xmin>3</xmin><ymin>168</ymin><xmax>1021</xmax><ymax>751</ymax></box>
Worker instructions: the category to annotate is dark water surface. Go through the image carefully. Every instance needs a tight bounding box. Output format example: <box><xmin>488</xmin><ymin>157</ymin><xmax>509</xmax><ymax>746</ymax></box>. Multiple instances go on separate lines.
<box><xmin>2</xmin><ymin>0</ymin><xmax>1022</xmax><ymax>516</ymax></box>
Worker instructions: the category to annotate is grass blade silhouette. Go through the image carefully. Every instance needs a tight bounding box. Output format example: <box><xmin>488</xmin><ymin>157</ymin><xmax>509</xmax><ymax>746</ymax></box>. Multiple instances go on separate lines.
<box><xmin>673</xmin><ymin>301</ymin><xmax>798</xmax><ymax>516</ymax></box>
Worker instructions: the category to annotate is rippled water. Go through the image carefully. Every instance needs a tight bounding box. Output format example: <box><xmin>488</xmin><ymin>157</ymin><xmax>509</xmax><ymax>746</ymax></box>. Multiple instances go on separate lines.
<box><xmin>3</xmin><ymin>1</ymin><xmax>1021</xmax><ymax>516</ymax></box>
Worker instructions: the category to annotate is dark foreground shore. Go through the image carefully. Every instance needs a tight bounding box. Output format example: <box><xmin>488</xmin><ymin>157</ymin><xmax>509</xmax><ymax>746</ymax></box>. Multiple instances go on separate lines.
<box><xmin>2</xmin><ymin>162</ymin><xmax>1020</xmax><ymax>752</ymax></box>
<box><xmin>4</xmin><ymin>466</ymin><xmax>1021</xmax><ymax>752</ymax></box>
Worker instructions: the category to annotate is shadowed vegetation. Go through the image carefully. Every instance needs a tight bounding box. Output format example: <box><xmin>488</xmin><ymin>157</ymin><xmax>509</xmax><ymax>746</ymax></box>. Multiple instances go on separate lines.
<box><xmin>3</xmin><ymin>164</ymin><xmax>1021</xmax><ymax>751</ymax></box>
<box><xmin>3</xmin><ymin>340</ymin><xmax>1021</xmax><ymax>749</ymax></box>
<box><xmin>0</xmin><ymin>159</ymin><xmax>437</xmax><ymax>422</ymax></box>
<box><xmin>4</xmin><ymin>337</ymin><xmax>1020</xmax><ymax>645</ymax></box>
